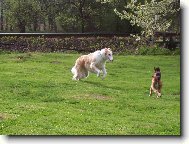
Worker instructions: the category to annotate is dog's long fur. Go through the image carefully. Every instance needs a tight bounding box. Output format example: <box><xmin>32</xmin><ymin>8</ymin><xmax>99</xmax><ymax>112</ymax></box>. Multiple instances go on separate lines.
<box><xmin>71</xmin><ymin>48</ymin><xmax>113</xmax><ymax>80</ymax></box>
<box><xmin>149</xmin><ymin>67</ymin><xmax>162</xmax><ymax>98</ymax></box>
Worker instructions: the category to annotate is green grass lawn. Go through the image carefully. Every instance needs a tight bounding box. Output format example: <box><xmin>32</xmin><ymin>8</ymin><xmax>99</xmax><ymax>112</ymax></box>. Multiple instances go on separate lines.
<box><xmin>0</xmin><ymin>52</ymin><xmax>180</xmax><ymax>135</ymax></box>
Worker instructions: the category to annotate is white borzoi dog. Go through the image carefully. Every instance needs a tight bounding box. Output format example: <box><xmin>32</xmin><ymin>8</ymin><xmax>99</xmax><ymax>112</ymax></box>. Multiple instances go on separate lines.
<box><xmin>71</xmin><ymin>48</ymin><xmax>113</xmax><ymax>80</ymax></box>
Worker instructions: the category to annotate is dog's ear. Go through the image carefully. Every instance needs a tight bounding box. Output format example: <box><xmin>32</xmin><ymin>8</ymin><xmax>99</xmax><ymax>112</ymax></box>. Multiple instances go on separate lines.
<box><xmin>104</xmin><ymin>48</ymin><xmax>108</xmax><ymax>54</ymax></box>
<box><xmin>104</xmin><ymin>48</ymin><xmax>111</xmax><ymax>51</ymax></box>
<box><xmin>154</xmin><ymin>67</ymin><xmax>156</xmax><ymax>71</ymax></box>
<box><xmin>155</xmin><ymin>67</ymin><xmax>160</xmax><ymax>72</ymax></box>
<box><xmin>107</xmin><ymin>48</ymin><xmax>111</xmax><ymax>51</ymax></box>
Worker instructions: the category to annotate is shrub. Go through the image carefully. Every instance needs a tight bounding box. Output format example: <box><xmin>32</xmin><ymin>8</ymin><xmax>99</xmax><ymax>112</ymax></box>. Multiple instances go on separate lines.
<box><xmin>135</xmin><ymin>45</ymin><xmax>180</xmax><ymax>55</ymax></box>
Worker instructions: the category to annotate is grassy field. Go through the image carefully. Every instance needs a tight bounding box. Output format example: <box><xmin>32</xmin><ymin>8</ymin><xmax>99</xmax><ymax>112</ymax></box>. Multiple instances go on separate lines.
<box><xmin>0</xmin><ymin>52</ymin><xmax>180</xmax><ymax>135</ymax></box>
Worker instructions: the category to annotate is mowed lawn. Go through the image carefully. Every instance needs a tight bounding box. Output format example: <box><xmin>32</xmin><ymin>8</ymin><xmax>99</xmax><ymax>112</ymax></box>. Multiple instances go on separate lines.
<box><xmin>0</xmin><ymin>52</ymin><xmax>180</xmax><ymax>135</ymax></box>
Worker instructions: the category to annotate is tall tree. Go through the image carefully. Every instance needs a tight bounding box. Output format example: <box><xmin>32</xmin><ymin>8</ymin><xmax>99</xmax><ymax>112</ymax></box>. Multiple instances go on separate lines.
<box><xmin>4</xmin><ymin>0</ymin><xmax>42</xmax><ymax>32</ymax></box>
<box><xmin>2</xmin><ymin>0</ymin><xmax>142</xmax><ymax>33</ymax></box>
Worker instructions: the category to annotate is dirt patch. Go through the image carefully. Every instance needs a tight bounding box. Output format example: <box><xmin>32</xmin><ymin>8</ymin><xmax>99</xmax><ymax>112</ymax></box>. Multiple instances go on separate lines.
<box><xmin>15</xmin><ymin>53</ymin><xmax>32</xmax><ymax>62</ymax></box>
<box><xmin>0</xmin><ymin>113</ymin><xmax>16</xmax><ymax>121</ymax></box>
<box><xmin>50</xmin><ymin>61</ymin><xmax>62</xmax><ymax>64</ymax></box>
<box><xmin>171</xmin><ymin>92</ymin><xmax>180</xmax><ymax>96</ymax></box>
<box><xmin>0</xmin><ymin>113</ymin><xmax>7</xmax><ymax>120</ymax></box>
<box><xmin>92</xmin><ymin>94</ymin><xmax>111</xmax><ymax>100</ymax></box>
<box><xmin>74</xmin><ymin>94</ymin><xmax>112</xmax><ymax>101</ymax></box>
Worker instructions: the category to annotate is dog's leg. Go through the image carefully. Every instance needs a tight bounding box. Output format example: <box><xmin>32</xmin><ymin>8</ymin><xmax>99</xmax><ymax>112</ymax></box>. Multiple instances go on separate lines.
<box><xmin>83</xmin><ymin>68</ymin><xmax>89</xmax><ymax>78</ymax></box>
<box><xmin>157</xmin><ymin>81</ymin><xmax>162</xmax><ymax>98</ymax></box>
<box><xmin>157</xmin><ymin>93</ymin><xmax>161</xmax><ymax>98</ymax></box>
<box><xmin>84</xmin><ymin>71</ymin><xmax>89</xmax><ymax>78</ymax></box>
<box><xmin>152</xmin><ymin>86</ymin><xmax>161</xmax><ymax>98</ymax></box>
<box><xmin>149</xmin><ymin>86</ymin><xmax>153</xmax><ymax>96</ymax></box>
<box><xmin>149</xmin><ymin>87</ymin><xmax>161</xmax><ymax>98</ymax></box>
<box><xmin>90</xmin><ymin>62</ymin><xmax>101</xmax><ymax>77</ymax></box>
<box><xmin>102</xmin><ymin>66</ymin><xmax>107</xmax><ymax>80</ymax></box>
<box><xmin>151</xmin><ymin>84</ymin><xmax>159</xmax><ymax>96</ymax></box>
<box><xmin>72</xmin><ymin>74</ymin><xmax>80</xmax><ymax>80</ymax></box>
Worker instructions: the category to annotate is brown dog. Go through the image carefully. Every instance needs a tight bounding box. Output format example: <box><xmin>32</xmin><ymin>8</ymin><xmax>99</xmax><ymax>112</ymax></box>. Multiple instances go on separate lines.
<box><xmin>149</xmin><ymin>67</ymin><xmax>162</xmax><ymax>98</ymax></box>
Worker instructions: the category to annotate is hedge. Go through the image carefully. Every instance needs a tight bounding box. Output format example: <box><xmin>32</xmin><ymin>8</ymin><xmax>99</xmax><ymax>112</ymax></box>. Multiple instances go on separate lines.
<box><xmin>0</xmin><ymin>36</ymin><xmax>180</xmax><ymax>55</ymax></box>
<box><xmin>0</xmin><ymin>36</ymin><xmax>145</xmax><ymax>53</ymax></box>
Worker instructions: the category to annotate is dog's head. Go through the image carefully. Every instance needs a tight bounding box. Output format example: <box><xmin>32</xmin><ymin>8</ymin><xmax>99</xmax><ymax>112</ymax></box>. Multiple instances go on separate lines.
<box><xmin>154</xmin><ymin>67</ymin><xmax>160</xmax><ymax>72</ymax></box>
<box><xmin>152</xmin><ymin>67</ymin><xmax>161</xmax><ymax>81</ymax></box>
<box><xmin>102</xmin><ymin>48</ymin><xmax>113</xmax><ymax>61</ymax></box>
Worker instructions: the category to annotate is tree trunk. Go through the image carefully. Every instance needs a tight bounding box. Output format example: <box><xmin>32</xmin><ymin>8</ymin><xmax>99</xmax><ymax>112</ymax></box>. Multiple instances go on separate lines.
<box><xmin>48</xmin><ymin>15</ymin><xmax>57</xmax><ymax>32</ymax></box>
<box><xmin>79</xmin><ymin>0</ymin><xmax>85</xmax><ymax>33</ymax></box>
<box><xmin>33</xmin><ymin>18</ymin><xmax>38</xmax><ymax>32</ymax></box>
<box><xmin>0</xmin><ymin>0</ymin><xmax>4</xmax><ymax>31</ymax></box>
<box><xmin>18</xmin><ymin>20</ymin><xmax>26</xmax><ymax>33</ymax></box>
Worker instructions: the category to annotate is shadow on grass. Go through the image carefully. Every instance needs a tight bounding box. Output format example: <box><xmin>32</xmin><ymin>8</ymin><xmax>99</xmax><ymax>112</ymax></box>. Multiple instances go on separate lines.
<box><xmin>81</xmin><ymin>80</ymin><xmax>126</xmax><ymax>91</ymax></box>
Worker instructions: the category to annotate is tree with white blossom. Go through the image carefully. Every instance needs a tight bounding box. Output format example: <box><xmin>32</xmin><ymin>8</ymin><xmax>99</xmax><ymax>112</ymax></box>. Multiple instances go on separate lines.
<box><xmin>113</xmin><ymin>0</ymin><xmax>180</xmax><ymax>38</ymax></box>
